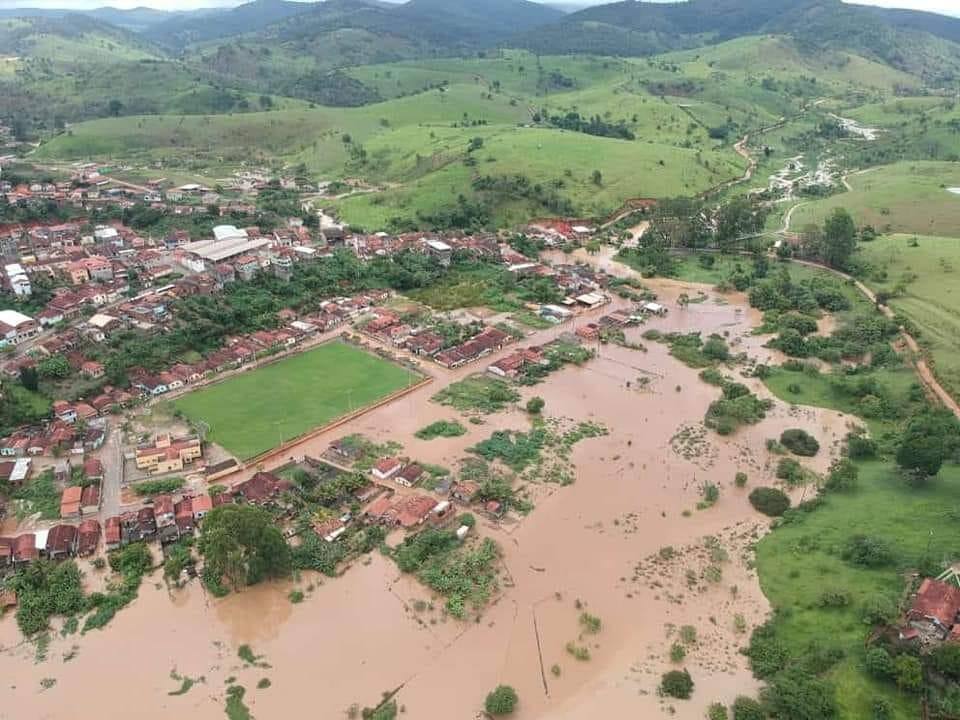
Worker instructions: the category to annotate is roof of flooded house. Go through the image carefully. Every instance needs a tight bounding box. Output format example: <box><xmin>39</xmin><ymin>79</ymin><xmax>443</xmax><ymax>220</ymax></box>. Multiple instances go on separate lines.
<box><xmin>910</xmin><ymin>578</ymin><xmax>960</xmax><ymax>627</ymax></box>
<box><xmin>45</xmin><ymin>524</ymin><xmax>77</xmax><ymax>554</ymax></box>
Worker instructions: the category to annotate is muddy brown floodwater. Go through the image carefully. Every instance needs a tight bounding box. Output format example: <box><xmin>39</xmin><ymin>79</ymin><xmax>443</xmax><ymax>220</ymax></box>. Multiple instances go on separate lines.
<box><xmin>0</xmin><ymin>249</ymin><xmax>853</xmax><ymax>720</ymax></box>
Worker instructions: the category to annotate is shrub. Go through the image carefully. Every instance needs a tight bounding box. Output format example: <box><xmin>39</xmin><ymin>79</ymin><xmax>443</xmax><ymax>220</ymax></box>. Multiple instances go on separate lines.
<box><xmin>746</xmin><ymin>623</ymin><xmax>788</xmax><ymax>678</ymax></box>
<box><xmin>847</xmin><ymin>433</ymin><xmax>878</xmax><ymax>459</ymax></box>
<box><xmin>660</xmin><ymin>669</ymin><xmax>694</xmax><ymax>699</ymax></box>
<box><xmin>525</xmin><ymin>396</ymin><xmax>545</xmax><ymax>415</ymax></box>
<box><xmin>485</xmin><ymin>685</ymin><xmax>519</xmax><ymax>715</ymax></box>
<box><xmin>579</xmin><ymin>612</ymin><xmax>601</xmax><ymax>634</ymax></box>
<box><xmin>731</xmin><ymin>696</ymin><xmax>764</xmax><ymax>720</ymax></box>
<box><xmin>748</xmin><ymin>487</ymin><xmax>790</xmax><ymax>517</ymax></box>
<box><xmin>761</xmin><ymin>669</ymin><xmax>837</xmax><ymax>719</ymax></box>
<box><xmin>776</xmin><ymin>457</ymin><xmax>803</xmax><ymax>484</ymax></box>
<box><xmin>824</xmin><ymin>458</ymin><xmax>858</xmax><ymax>492</ymax></box>
<box><xmin>861</xmin><ymin>594</ymin><xmax>898</xmax><ymax>626</ymax></box>
<box><xmin>670</xmin><ymin>642</ymin><xmax>686</xmax><ymax>663</ymax></box>
<box><xmin>842</xmin><ymin>535</ymin><xmax>894</xmax><ymax>568</ymax></box>
<box><xmin>865</xmin><ymin>647</ymin><xmax>894</xmax><ymax>679</ymax></box>
<box><xmin>702</xmin><ymin>336</ymin><xmax>730</xmax><ymax>362</ymax></box>
<box><xmin>780</xmin><ymin>429</ymin><xmax>820</xmax><ymax>456</ymax></box>
<box><xmin>708</xmin><ymin>703</ymin><xmax>729</xmax><ymax>720</ymax></box>
<box><xmin>818</xmin><ymin>588</ymin><xmax>851</xmax><ymax>608</ymax></box>
<box><xmin>679</xmin><ymin>625</ymin><xmax>697</xmax><ymax>644</ymax></box>
<box><xmin>734</xmin><ymin>472</ymin><xmax>748</xmax><ymax>487</ymax></box>
<box><xmin>873</xmin><ymin>699</ymin><xmax>892</xmax><ymax>720</ymax></box>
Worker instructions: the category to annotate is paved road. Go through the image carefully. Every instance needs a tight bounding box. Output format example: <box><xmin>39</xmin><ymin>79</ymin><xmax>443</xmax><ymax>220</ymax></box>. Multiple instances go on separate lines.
<box><xmin>98</xmin><ymin>424</ymin><xmax>124</xmax><ymax>520</ymax></box>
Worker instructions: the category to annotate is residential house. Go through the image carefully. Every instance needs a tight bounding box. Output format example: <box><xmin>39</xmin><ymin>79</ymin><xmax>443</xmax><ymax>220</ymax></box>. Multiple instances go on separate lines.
<box><xmin>0</xmin><ymin>310</ymin><xmax>39</xmax><ymax>347</ymax></box>
<box><xmin>396</xmin><ymin>463</ymin><xmax>424</xmax><ymax>488</ymax></box>
<box><xmin>60</xmin><ymin>486</ymin><xmax>82</xmax><ymax>520</ymax></box>
<box><xmin>174</xmin><ymin>497</ymin><xmax>195</xmax><ymax>536</ymax></box>
<box><xmin>192</xmin><ymin>494</ymin><xmax>213</xmax><ymax>522</ymax></box>
<box><xmin>104</xmin><ymin>516</ymin><xmax>122</xmax><ymax>550</ymax></box>
<box><xmin>83</xmin><ymin>457</ymin><xmax>104</xmax><ymax>482</ymax></box>
<box><xmin>77</xmin><ymin>519</ymin><xmax>100</xmax><ymax>556</ymax></box>
<box><xmin>234</xmin><ymin>472</ymin><xmax>291</xmax><ymax>507</ymax></box>
<box><xmin>451</xmin><ymin>481</ymin><xmax>481</xmax><ymax>504</ymax></box>
<box><xmin>45</xmin><ymin>524</ymin><xmax>78</xmax><ymax>559</ymax></box>
<box><xmin>81</xmin><ymin>361</ymin><xmax>105</xmax><ymax>379</ymax></box>
<box><xmin>80</xmin><ymin>482</ymin><xmax>101</xmax><ymax>516</ymax></box>
<box><xmin>135</xmin><ymin>435</ymin><xmax>202</xmax><ymax>475</ymax></box>
<box><xmin>371</xmin><ymin>457</ymin><xmax>403</xmax><ymax>481</ymax></box>
<box><xmin>906</xmin><ymin>578</ymin><xmax>960</xmax><ymax>642</ymax></box>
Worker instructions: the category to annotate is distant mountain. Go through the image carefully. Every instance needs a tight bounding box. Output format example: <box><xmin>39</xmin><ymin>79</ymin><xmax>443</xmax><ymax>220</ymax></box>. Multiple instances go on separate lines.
<box><xmin>145</xmin><ymin>0</ymin><xmax>316</xmax><ymax>48</ymax></box>
<box><xmin>261</xmin><ymin>0</ymin><xmax>563</xmax><ymax>48</ymax></box>
<box><xmin>0</xmin><ymin>14</ymin><xmax>165</xmax><ymax>62</ymax></box>
<box><xmin>513</xmin><ymin>0</ymin><xmax>960</xmax><ymax>81</ymax></box>
<box><xmin>85</xmin><ymin>7</ymin><xmax>198</xmax><ymax>33</ymax></box>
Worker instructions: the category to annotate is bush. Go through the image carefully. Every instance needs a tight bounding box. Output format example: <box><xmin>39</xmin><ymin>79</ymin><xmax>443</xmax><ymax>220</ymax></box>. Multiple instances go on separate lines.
<box><xmin>670</xmin><ymin>642</ymin><xmax>686</xmax><ymax>663</ymax></box>
<box><xmin>761</xmin><ymin>669</ymin><xmax>836</xmax><ymax>719</ymax></box>
<box><xmin>776</xmin><ymin>457</ymin><xmax>803</xmax><ymax>484</ymax></box>
<box><xmin>731</xmin><ymin>696</ymin><xmax>764</xmax><ymax>720</ymax></box>
<box><xmin>485</xmin><ymin>685</ymin><xmax>519</xmax><ymax>715</ymax></box>
<box><xmin>734</xmin><ymin>472</ymin><xmax>748</xmax><ymax>487</ymax></box>
<box><xmin>824</xmin><ymin>458</ymin><xmax>858</xmax><ymax>492</ymax></box>
<box><xmin>818</xmin><ymin>588</ymin><xmax>852</xmax><ymax>608</ymax></box>
<box><xmin>746</xmin><ymin>623</ymin><xmax>787</xmax><ymax>678</ymax></box>
<box><xmin>861</xmin><ymin>594</ymin><xmax>898</xmax><ymax>626</ymax></box>
<box><xmin>660</xmin><ymin>669</ymin><xmax>694</xmax><ymax>699</ymax></box>
<box><xmin>748</xmin><ymin>487</ymin><xmax>790</xmax><ymax>517</ymax></box>
<box><xmin>842</xmin><ymin>535</ymin><xmax>894</xmax><ymax>568</ymax></box>
<box><xmin>702</xmin><ymin>336</ymin><xmax>730</xmax><ymax>362</ymax></box>
<box><xmin>780</xmin><ymin>429</ymin><xmax>820</xmax><ymax>456</ymax></box>
<box><xmin>847</xmin><ymin>433</ymin><xmax>878</xmax><ymax>460</ymax></box>
<box><xmin>525</xmin><ymin>396</ymin><xmax>545</xmax><ymax>415</ymax></box>
<box><xmin>708</xmin><ymin>703</ymin><xmax>729</xmax><ymax>720</ymax></box>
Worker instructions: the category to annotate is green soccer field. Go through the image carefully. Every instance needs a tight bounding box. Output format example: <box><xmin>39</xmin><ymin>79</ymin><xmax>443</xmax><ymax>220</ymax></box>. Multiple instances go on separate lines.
<box><xmin>173</xmin><ymin>342</ymin><xmax>420</xmax><ymax>460</ymax></box>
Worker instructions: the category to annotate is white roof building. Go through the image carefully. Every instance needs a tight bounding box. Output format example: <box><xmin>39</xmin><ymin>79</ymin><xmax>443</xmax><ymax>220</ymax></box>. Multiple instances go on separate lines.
<box><xmin>212</xmin><ymin>225</ymin><xmax>248</xmax><ymax>243</ymax></box>
<box><xmin>0</xmin><ymin>309</ymin><xmax>33</xmax><ymax>328</ymax></box>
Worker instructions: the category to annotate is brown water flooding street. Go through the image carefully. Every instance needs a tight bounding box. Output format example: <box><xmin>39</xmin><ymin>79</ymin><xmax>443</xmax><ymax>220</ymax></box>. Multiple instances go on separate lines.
<box><xmin>0</xmin><ymin>249</ymin><xmax>853</xmax><ymax>719</ymax></box>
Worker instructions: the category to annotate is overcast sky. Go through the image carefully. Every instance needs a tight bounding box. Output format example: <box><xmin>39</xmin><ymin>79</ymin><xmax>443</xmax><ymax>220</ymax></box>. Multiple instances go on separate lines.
<box><xmin>2</xmin><ymin>0</ymin><xmax>959</xmax><ymax>18</ymax></box>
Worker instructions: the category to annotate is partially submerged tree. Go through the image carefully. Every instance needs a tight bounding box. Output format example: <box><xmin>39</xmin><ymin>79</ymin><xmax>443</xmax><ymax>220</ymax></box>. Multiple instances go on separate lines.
<box><xmin>198</xmin><ymin>505</ymin><xmax>291</xmax><ymax>594</ymax></box>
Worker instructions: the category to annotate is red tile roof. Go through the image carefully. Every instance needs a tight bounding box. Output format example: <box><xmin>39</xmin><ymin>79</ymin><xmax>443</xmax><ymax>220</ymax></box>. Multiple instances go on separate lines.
<box><xmin>910</xmin><ymin>578</ymin><xmax>960</xmax><ymax>627</ymax></box>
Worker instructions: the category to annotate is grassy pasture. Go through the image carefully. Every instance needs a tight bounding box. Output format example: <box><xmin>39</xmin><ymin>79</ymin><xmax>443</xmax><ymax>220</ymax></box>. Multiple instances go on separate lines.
<box><xmin>173</xmin><ymin>342</ymin><xmax>419</xmax><ymax>460</ymax></box>
<box><xmin>757</xmin><ymin>364</ymin><xmax>957</xmax><ymax>720</ymax></box>
<box><xmin>788</xmin><ymin>161</ymin><xmax>960</xmax><ymax>237</ymax></box>
<box><xmin>857</xmin><ymin>233</ymin><xmax>960</xmax><ymax>400</ymax></box>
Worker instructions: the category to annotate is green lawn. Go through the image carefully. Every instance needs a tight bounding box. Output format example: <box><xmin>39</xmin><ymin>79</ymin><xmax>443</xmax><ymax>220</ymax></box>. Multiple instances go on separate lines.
<box><xmin>757</xmin><ymin>364</ymin><xmax>960</xmax><ymax>720</ymax></box>
<box><xmin>173</xmin><ymin>342</ymin><xmax>419</xmax><ymax>459</ymax></box>
<box><xmin>857</xmin><ymin>233</ymin><xmax>960</xmax><ymax>401</ymax></box>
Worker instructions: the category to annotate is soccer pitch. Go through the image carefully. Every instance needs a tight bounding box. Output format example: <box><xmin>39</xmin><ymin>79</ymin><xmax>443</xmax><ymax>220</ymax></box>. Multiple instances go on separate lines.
<box><xmin>174</xmin><ymin>341</ymin><xmax>420</xmax><ymax>459</ymax></box>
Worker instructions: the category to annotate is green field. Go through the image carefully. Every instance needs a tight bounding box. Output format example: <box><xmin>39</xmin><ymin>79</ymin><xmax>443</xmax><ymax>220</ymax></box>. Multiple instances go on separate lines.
<box><xmin>757</xmin><ymin>364</ymin><xmax>959</xmax><ymax>720</ymax></box>
<box><xmin>857</xmin><ymin>233</ymin><xmax>960</xmax><ymax>400</ymax></box>
<box><xmin>788</xmin><ymin>161</ymin><xmax>960</xmax><ymax>237</ymax></box>
<box><xmin>173</xmin><ymin>342</ymin><xmax>419</xmax><ymax>459</ymax></box>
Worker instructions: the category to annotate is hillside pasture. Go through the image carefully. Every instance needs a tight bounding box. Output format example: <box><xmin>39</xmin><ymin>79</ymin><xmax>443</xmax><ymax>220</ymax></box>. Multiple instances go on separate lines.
<box><xmin>788</xmin><ymin>161</ymin><xmax>960</xmax><ymax>237</ymax></box>
<box><xmin>857</xmin><ymin>233</ymin><xmax>960</xmax><ymax>400</ymax></box>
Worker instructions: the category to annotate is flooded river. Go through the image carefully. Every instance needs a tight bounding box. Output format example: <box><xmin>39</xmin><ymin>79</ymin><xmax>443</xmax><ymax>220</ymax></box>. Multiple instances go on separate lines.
<box><xmin>0</xmin><ymin>248</ymin><xmax>852</xmax><ymax>719</ymax></box>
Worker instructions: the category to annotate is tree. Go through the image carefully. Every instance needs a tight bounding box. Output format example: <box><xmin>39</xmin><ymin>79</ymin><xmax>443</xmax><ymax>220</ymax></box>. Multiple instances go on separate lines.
<box><xmin>893</xmin><ymin>654</ymin><xmax>922</xmax><ymax>692</ymax></box>
<box><xmin>748</xmin><ymin>487</ymin><xmax>790</xmax><ymax>516</ymax></box>
<box><xmin>760</xmin><ymin>669</ymin><xmax>836</xmax><ymax>719</ymax></box>
<box><xmin>779</xmin><ymin>428</ymin><xmax>820</xmax><ymax>456</ymax></box>
<box><xmin>526</xmin><ymin>396</ymin><xmax>545</xmax><ymax>415</ymax></box>
<box><xmin>198</xmin><ymin>505</ymin><xmax>291</xmax><ymax>593</ymax></box>
<box><xmin>108</xmin><ymin>98</ymin><xmax>124</xmax><ymax>117</ymax></box>
<box><xmin>660</xmin><ymin>669</ymin><xmax>694</xmax><ymax>699</ymax></box>
<box><xmin>896</xmin><ymin>410</ymin><xmax>957</xmax><ymax>482</ymax></box>
<box><xmin>37</xmin><ymin>354</ymin><xmax>71</xmax><ymax>379</ymax></box>
<box><xmin>821</xmin><ymin>208</ymin><xmax>857</xmax><ymax>269</ymax></box>
<box><xmin>591</xmin><ymin>169</ymin><xmax>603</xmax><ymax>186</ymax></box>
<box><xmin>484</xmin><ymin>685</ymin><xmax>518</xmax><ymax>715</ymax></box>
<box><xmin>19</xmin><ymin>366</ymin><xmax>38</xmax><ymax>392</ymax></box>
<box><xmin>865</xmin><ymin>647</ymin><xmax>894</xmax><ymax>679</ymax></box>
